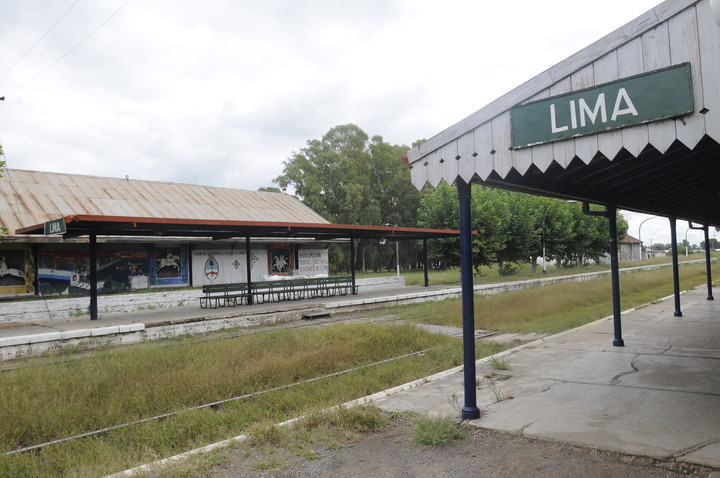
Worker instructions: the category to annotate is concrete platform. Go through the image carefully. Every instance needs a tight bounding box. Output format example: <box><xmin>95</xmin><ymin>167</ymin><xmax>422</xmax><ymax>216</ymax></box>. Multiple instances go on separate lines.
<box><xmin>374</xmin><ymin>286</ymin><xmax>720</xmax><ymax>470</ymax></box>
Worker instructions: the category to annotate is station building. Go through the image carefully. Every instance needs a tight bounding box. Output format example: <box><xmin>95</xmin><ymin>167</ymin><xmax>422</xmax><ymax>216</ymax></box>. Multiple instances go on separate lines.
<box><xmin>0</xmin><ymin>169</ymin><xmax>333</xmax><ymax>298</ymax></box>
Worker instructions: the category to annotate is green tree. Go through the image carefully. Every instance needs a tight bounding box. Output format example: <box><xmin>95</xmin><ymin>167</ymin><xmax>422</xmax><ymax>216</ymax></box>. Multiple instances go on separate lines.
<box><xmin>275</xmin><ymin>124</ymin><xmax>420</xmax><ymax>272</ymax></box>
<box><xmin>419</xmin><ymin>183</ymin><xmax>629</xmax><ymax>273</ymax></box>
<box><xmin>417</xmin><ymin>182</ymin><xmax>506</xmax><ymax>271</ymax></box>
<box><xmin>547</xmin><ymin>203</ymin><xmax>628</xmax><ymax>268</ymax></box>
<box><xmin>494</xmin><ymin>191</ymin><xmax>545</xmax><ymax>275</ymax></box>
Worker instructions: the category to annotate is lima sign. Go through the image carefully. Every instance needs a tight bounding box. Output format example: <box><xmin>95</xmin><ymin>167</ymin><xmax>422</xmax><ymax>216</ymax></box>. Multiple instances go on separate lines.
<box><xmin>510</xmin><ymin>63</ymin><xmax>693</xmax><ymax>149</ymax></box>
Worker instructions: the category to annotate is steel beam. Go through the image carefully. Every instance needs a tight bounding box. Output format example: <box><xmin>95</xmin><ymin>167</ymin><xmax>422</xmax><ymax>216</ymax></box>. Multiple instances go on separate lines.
<box><xmin>704</xmin><ymin>225</ymin><xmax>714</xmax><ymax>300</ymax></box>
<box><xmin>246</xmin><ymin>237</ymin><xmax>253</xmax><ymax>305</ymax></box>
<box><xmin>457</xmin><ymin>179</ymin><xmax>480</xmax><ymax>420</ymax></box>
<box><xmin>670</xmin><ymin>217</ymin><xmax>683</xmax><ymax>317</ymax></box>
<box><xmin>89</xmin><ymin>234</ymin><xmax>98</xmax><ymax>320</ymax></box>
<box><xmin>423</xmin><ymin>238</ymin><xmax>429</xmax><ymax>287</ymax></box>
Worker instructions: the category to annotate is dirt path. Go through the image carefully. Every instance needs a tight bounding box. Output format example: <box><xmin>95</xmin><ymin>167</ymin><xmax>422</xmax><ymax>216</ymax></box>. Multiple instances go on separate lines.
<box><xmin>207</xmin><ymin>420</ymin><xmax>710</xmax><ymax>478</ymax></box>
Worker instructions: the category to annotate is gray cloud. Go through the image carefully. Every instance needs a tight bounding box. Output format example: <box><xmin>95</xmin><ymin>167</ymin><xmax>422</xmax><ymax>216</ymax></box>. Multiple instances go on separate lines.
<box><xmin>0</xmin><ymin>0</ymin><xmax>661</xmax><ymax>194</ymax></box>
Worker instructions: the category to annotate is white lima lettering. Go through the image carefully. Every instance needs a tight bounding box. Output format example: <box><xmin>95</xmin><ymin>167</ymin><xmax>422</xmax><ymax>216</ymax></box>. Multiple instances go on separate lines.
<box><xmin>550</xmin><ymin>88</ymin><xmax>638</xmax><ymax>134</ymax></box>
<box><xmin>611</xmin><ymin>88</ymin><xmax>638</xmax><ymax>121</ymax></box>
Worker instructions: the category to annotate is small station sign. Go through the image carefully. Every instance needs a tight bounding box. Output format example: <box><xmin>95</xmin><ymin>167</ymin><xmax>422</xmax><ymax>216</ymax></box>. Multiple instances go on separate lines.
<box><xmin>510</xmin><ymin>63</ymin><xmax>694</xmax><ymax>149</ymax></box>
<box><xmin>44</xmin><ymin>217</ymin><xmax>67</xmax><ymax>235</ymax></box>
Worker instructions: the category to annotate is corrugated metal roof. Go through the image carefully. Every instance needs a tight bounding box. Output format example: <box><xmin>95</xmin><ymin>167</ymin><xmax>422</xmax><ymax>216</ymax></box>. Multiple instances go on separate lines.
<box><xmin>0</xmin><ymin>169</ymin><xmax>329</xmax><ymax>237</ymax></box>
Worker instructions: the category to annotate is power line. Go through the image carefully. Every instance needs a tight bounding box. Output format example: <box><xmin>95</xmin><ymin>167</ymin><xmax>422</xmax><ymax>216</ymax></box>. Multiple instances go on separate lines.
<box><xmin>4</xmin><ymin>0</ymin><xmax>132</xmax><ymax>98</ymax></box>
<box><xmin>0</xmin><ymin>0</ymin><xmax>81</xmax><ymax>82</ymax></box>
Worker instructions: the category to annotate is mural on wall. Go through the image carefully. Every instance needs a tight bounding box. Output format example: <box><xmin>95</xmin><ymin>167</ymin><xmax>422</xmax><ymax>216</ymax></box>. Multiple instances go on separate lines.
<box><xmin>0</xmin><ymin>249</ymin><xmax>28</xmax><ymax>295</ymax></box>
<box><xmin>156</xmin><ymin>247</ymin><xmax>182</xmax><ymax>278</ymax></box>
<box><xmin>38</xmin><ymin>249</ymin><xmax>150</xmax><ymax>296</ymax></box>
<box><xmin>268</xmin><ymin>244</ymin><xmax>293</xmax><ymax>276</ymax></box>
<box><xmin>192</xmin><ymin>248</ymin><xmax>259</xmax><ymax>285</ymax></box>
<box><xmin>150</xmin><ymin>245</ymin><xmax>188</xmax><ymax>286</ymax></box>
<box><xmin>204</xmin><ymin>256</ymin><xmax>220</xmax><ymax>281</ymax></box>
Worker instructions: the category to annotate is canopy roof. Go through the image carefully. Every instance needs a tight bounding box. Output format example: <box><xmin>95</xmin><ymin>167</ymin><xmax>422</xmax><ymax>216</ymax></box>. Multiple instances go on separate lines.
<box><xmin>16</xmin><ymin>214</ymin><xmax>460</xmax><ymax>241</ymax></box>
<box><xmin>406</xmin><ymin>0</ymin><xmax>720</xmax><ymax>227</ymax></box>
<box><xmin>1</xmin><ymin>169</ymin><xmax>329</xmax><ymax>239</ymax></box>
<box><xmin>4</xmin><ymin>170</ymin><xmax>461</xmax><ymax>242</ymax></box>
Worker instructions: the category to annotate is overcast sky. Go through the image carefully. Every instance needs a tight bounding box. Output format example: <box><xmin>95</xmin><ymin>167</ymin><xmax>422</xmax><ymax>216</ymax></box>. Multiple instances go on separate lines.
<box><xmin>0</xmin><ymin>0</ymin><xmax>708</xmax><ymax>246</ymax></box>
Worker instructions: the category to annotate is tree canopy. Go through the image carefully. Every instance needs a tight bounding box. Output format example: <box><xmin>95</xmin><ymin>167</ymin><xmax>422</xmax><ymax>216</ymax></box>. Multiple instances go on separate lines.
<box><xmin>417</xmin><ymin>181</ymin><xmax>628</xmax><ymax>273</ymax></box>
<box><xmin>275</xmin><ymin>125</ymin><xmax>630</xmax><ymax>274</ymax></box>
<box><xmin>274</xmin><ymin>124</ymin><xmax>421</xmax><ymax>272</ymax></box>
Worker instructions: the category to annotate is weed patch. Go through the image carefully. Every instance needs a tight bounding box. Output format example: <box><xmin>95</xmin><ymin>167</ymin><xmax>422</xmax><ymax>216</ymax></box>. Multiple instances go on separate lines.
<box><xmin>488</xmin><ymin>356</ymin><xmax>510</xmax><ymax>370</ymax></box>
<box><xmin>411</xmin><ymin>415</ymin><xmax>468</xmax><ymax>446</ymax></box>
<box><xmin>395</xmin><ymin>262</ymin><xmax>718</xmax><ymax>334</ymax></box>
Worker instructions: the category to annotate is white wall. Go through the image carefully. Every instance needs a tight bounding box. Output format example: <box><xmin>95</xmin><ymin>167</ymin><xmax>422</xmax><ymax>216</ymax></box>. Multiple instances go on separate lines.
<box><xmin>191</xmin><ymin>244</ymin><xmax>330</xmax><ymax>285</ymax></box>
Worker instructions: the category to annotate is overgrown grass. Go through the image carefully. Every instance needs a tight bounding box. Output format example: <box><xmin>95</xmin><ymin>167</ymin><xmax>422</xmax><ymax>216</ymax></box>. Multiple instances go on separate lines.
<box><xmin>1</xmin><ymin>259</ymin><xmax>716</xmax><ymax>476</ymax></box>
<box><xmin>140</xmin><ymin>405</ymin><xmax>394</xmax><ymax>477</ymax></box>
<box><xmin>411</xmin><ymin>415</ymin><xmax>468</xmax><ymax>446</ymax></box>
<box><xmin>359</xmin><ymin>254</ymin><xmax>715</xmax><ymax>286</ymax></box>
<box><xmin>0</xmin><ymin>323</ymin><xmax>508</xmax><ymax>477</ymax></box>
<box><xmin>396</xmin><ymin>261</ymin><xmax>718</xmax><ymax>334</ymax></box>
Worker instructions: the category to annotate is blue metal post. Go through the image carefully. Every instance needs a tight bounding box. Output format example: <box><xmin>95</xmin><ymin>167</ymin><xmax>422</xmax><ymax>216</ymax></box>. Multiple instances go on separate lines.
<box><xmin>670</xmin><ymin>217</ymin><xmax>683</xmax><ymax>317</ymax></box>
<box><xmin>89</xmin><ymin>234</ymin><xmax>98</xmax><ymax>320</ymax></box>
<box><xmin>246</xmin><ymin>237</ymin><xmax>253</xmax><ymax>305</ymax></box>
<box><xmin>704</xmin><ymin>225</ymin><xmax>714</xmax><ymax>300</ymax></box>
<box><xmin>607</xmin><ymin>206</ymin><xmax>624</xmax><ymax>346</ymax></box>
<box><xmin>350</xmin><ymin>238</ymin><xmax>357</xmax><ymax>294</ymax></box>
<box><xmin>457</xmin><ymin>178</ymin><xmax>480</xmax><ymax>420</ymax></box>
<box><xmin>423</xmin><ymin>238</ymin><xmax>429</xmax><ymax>287</ymax></box>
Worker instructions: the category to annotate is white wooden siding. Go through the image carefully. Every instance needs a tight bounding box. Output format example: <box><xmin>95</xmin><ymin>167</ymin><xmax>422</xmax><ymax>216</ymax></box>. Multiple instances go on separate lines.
<box><xmin>409</xmin><ymin>0</ymin><xmax>719</xmax><ymax>189</ymax></box>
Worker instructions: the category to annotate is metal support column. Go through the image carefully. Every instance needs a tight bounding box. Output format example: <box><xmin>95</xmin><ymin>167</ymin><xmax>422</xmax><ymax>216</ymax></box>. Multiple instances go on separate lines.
<box><xmin>32</xmin><ymin>244</ymin><xmax>40</xmax><ymax>296</ymax></box>
<box><xmin>89</xmin><ymin>234</ymin><xmax>98</xmax><ymax>320</ymax></box>
<box><xmin>583</xmin><ymin>203</ymin><xmax>623</xmax><ymax>346</ymax></box>
<box><xmin>607</xmin><ymin>206</ymin><xmax>624</xmax><ymax>346</ymax></box>
<box><xmin>457</xmin><ymin>178</ymin><xmax>480</xmax><ymax>420</ymax></box>
<box><xmin>245</xmin><ymin>237</ymin><xmax>253</xmax><ymax>305</ymax></box>
<box><xmin>704</xmin><ymin>225</ymin><xmax>714</xmax><ymax>300</ymax></box>
<box><xmin>423</xmin><ymin>238</ymin><xmax>429</xmax><ymax>287</ymax></box>
<box><xmin>670</xmin><ymin>217</ymin><xmax>683</xmax><ymax>317</ymax></box>
<box><xmin>350</xmin><ymin>238</ymin><xmax>357</xmax><ymax>294</ymax></box>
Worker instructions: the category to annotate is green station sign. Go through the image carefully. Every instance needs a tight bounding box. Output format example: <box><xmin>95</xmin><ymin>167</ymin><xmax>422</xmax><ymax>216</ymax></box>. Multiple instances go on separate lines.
<box><xmin>510</xmin><ymin>63</ymin><xmax>694</xmax><ymax>149</ymax></box>
<box><xmin>44</xmin><ymin>217</ymin><xmax>67</xmax><ymax>235</ymax></box>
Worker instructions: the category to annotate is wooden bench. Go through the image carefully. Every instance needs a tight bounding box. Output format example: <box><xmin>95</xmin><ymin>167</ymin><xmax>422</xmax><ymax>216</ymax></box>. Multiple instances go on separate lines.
<box><xmin>199</xmin><ymin>283</ymin><xmax>251</xmax><ymax>308</ymax></box>
<box><xmin>199</xmin><ymin>276</ymin><xmax>356</xmax><ymax>307</ymax></box>
<box><xmin>250</xmin><ymin>280</ymin><xmax>287</xmax><ymax>304</ymax></box>
<box><xmin>289</xmin><ymin>276</ymin><xmax>355</xmax><ymax>300</ymax></box>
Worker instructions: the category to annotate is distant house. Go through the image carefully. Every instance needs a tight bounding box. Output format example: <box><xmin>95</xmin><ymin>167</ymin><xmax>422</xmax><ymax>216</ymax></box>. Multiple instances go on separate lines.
<box><xmin>598</xmin><ymin>234</ymin><xmax>643</xmax><ymax>264</ymax></box>
<box><xmin>619</xmin><ymin>235</ymin><xmax>643</xmax><ymax>262</ymax></box>
<box><xmin>0</xmin><ymin>169</ymin><xmax>333</xmax><ymax>298</ymax></box>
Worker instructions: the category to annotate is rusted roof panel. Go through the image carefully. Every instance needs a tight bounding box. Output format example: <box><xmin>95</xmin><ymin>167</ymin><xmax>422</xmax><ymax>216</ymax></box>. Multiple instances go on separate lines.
<box><xmin>0</xmin><ymin>169</ymin><xmax>330</xmax><ymax>237</ymax></box>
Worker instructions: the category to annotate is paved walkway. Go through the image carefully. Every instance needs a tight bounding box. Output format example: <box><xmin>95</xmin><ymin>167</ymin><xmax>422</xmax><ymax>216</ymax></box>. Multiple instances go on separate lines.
<box><xmin>374</xmin><ymin>286</ymin><xmax>720</xmax><ymax>470</ymax></box>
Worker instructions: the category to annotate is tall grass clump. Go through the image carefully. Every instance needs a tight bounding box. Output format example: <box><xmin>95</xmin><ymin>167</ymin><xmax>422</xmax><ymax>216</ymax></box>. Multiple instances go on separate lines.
<box><xmin>397</xmin><ymin>262</ymin><xmax>717</xmax><ymax>334</ymax></box>
<box><xmin>0</xmin><ymin>322</ymin><xmax>510</xmax><ymax>477</ymax></box>
<box><xmin>411</xmin><ymin>415</ymin><xmax>467</xmax><ymax>446</ymax></box>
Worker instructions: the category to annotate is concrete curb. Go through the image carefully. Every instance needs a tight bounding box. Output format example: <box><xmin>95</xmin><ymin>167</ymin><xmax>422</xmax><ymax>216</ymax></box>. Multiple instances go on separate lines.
<box><xmin>0</xmin><ymin>324</ymin><xmax>145</xmax><ymax>348</ymax></box>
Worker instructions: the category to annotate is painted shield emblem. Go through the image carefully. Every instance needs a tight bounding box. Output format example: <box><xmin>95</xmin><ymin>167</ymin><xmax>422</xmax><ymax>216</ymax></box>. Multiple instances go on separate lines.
<box><xmin>204</xmin><ymin>257</ymin><xmax>219</xmax><ymax>281</ymax></box>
